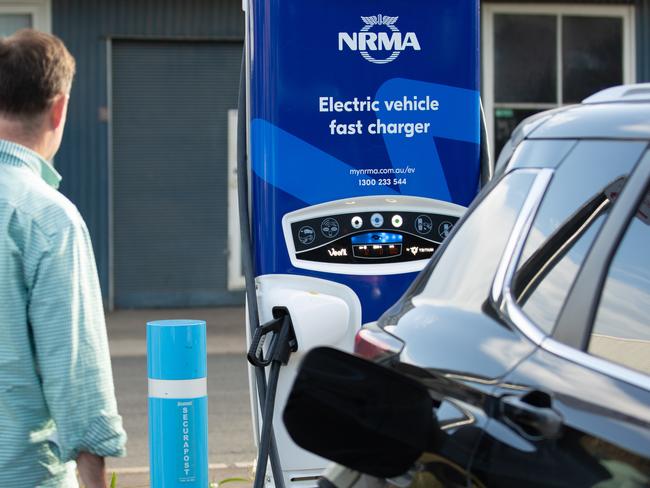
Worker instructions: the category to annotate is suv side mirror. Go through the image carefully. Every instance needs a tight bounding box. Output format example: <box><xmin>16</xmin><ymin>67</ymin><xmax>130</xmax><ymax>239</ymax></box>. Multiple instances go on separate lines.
<box><xmin>283</xmin><ymin>347</ymin><xmax>436</xmax><ymax>478</ymax></box>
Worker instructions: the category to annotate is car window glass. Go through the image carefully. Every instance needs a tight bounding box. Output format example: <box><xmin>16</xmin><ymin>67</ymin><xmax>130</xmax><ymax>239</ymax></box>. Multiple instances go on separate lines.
<box><xmin>590</xmin><ymin>178</ymin><xmax>650</xmax><ymax>375</ymax></box>
<box><xmin>513</xmin><ymin>141</ymin><xmax>647</xmax><ymax>333</ymax></box>
<box><xmin>507</xmin><ymin>139</ymin><xmax>577</xmax><ymax>171</ymax></box>
<box><xmin>383</xmin><ymin>175</ymin><xmax>505</xmax><ymax>326</ymax></box>
<box><xmin>517</xmin><ymin>212</ymin><xmax>608</xmax><ymax>333</ymax></box>
<box><xmin>417</xmin><ymin>171</ymin><xmax>536</xmax><ymax>310</ymax></box>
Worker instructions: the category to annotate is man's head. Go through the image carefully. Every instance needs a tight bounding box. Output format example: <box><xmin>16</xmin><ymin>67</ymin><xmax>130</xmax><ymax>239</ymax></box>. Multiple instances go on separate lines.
<box><xmin>0</xmin><ymin>29</ymin><xmax>75</xmax><ymax>160</ymax></box>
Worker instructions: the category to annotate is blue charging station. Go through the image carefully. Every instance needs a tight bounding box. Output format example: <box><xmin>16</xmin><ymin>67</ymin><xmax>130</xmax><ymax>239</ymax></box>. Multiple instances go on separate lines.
<box><xmin>243</xmin><ymin>1</ymin><xmax>481</xmax><ymax>487</ymax></box>
<box><xmin>147</xmin><ymin>320</ymin><xmax>208</xmax><ymax>487</ymax></box>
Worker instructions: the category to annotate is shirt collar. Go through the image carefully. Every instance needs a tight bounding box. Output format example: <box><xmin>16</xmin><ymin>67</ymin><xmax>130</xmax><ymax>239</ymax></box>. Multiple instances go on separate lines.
<box><xmin>0</xmin><ymin>139</ymin><xmax>62</xmax><ymax>189</ymax></box>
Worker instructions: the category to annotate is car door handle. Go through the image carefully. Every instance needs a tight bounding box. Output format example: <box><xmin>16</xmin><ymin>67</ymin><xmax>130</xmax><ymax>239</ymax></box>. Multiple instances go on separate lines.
<box><xmin>500</xmin><ymin>392</ymin><xmax>563</xmax><ymax>440</ymax></box>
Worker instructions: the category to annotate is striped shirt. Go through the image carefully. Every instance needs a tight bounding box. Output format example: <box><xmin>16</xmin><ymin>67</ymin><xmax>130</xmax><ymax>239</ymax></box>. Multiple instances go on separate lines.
<box><xmin>0</xmin><ymin>139</ymin><xmax>127</xmax><ymax>487</ymax></box>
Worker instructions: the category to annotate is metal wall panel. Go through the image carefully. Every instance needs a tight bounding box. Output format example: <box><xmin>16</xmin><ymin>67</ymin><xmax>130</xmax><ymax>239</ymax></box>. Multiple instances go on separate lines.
<box><xmin>112</xmin><ymin>41</ymin><xmax>241</xmax><ymax>308</ymax></box>
<box><xmin>52</xmin><ymin>0</ymin><xmax>244</xmax><ymax>304</ymax></box>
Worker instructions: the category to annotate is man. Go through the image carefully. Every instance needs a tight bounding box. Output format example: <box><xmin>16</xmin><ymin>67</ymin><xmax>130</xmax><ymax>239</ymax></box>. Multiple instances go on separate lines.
<box><xmin>0</xmin><ymin>29</ymin><xmax>126</xmax><ymax>487</ymax></box>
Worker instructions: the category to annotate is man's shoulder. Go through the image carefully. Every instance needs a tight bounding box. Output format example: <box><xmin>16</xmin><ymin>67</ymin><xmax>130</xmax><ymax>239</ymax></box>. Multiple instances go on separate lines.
<box><xmin>25</xmin><ymin>180</ymin><xmax>84</xmax><ymax>239</ymax></box>
<box><xmin>0</xmin><ymin>166</ymin><xmax>85</xmax><ymax>238</ymax></box>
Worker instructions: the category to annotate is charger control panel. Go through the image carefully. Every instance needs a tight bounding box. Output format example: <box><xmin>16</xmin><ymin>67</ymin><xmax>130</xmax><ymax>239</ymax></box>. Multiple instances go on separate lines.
<box><xmin>282</xmin><ymin>196</ymin><xmax>466</xmax><ymax>275</ymax></box>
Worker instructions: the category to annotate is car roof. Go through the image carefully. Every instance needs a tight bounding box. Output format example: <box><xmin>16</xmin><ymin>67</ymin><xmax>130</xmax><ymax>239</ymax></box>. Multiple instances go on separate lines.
<box><xmin>525</xmin><ymin>84</ymin><xmax>650</xmax><ymax>141</ymax></box>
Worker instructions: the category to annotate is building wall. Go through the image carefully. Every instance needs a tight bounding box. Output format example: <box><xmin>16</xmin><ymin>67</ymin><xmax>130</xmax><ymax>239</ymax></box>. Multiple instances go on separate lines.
<box><xmin>52</xmin><ymin>0</ymin><xmax>244</xmax><ymax>300</ymax></box>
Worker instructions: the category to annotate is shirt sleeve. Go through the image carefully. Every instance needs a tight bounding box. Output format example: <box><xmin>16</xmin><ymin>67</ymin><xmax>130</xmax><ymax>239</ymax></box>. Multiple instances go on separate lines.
<box><xmin>27</xmin><ymin>214</ymin><xmax>127</xmax><ymax>463</ymax></box>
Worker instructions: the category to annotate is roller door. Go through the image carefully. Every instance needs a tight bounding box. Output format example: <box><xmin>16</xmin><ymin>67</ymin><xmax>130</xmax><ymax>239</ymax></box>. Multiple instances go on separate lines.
<box><xmin>112</xmin><ymin>40</ymin><xmax>242</xmax><ymax>308</ymax></box>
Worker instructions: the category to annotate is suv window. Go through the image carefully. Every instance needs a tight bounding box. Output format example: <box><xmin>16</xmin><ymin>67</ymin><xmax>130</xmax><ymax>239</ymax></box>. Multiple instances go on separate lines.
<box><xmin>589</xmin><ymin>180</ymin><xmax>650</xmax><ymax>375</ymax></box>
<box><xmin>513</xmin><ymin>141</ymin><xmax>647</xmax><ymax>333</ymax></box>
<box><xmin>417</xmin><ymin>171</ymin><xmax>536</xmax><ymax>310</ymax></box>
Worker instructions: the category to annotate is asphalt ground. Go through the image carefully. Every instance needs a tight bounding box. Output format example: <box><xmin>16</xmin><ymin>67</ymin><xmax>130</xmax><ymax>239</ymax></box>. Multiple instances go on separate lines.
<box><xmin>103</xmin><ymin>307</ymin><xmax>256</xmax><ymax>487</ymax></box>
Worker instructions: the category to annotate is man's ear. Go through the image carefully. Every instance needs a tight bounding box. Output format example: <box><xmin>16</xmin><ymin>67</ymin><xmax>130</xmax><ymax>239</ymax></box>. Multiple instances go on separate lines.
<box><xmin>49</xmin><ymin>93</ymin><xmax>69</xmax><ymax>131</ymax></box>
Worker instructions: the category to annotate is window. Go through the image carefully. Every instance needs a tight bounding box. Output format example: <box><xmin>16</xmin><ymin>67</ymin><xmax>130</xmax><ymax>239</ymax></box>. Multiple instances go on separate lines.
<box><xmin>418</xmin><ymin>171</ymin><xmax>536</xmax><ymax>312</ymax></box>
<box><xmin>0</xmin><ymin>1</ymin><xmax>50</xmax><ymax>36</ymax></box>
<box><xmin>483</xmin><ymin>4</ymin><xmax>635</xmax><ymax>156</ymax></box>
<box><xmin>513</xmin><ymin>141</ymin><xmax>647</xmax><ymax>334</ymax></box>
<box><xmin>589</xmin><ymin>177</ymin><xmax>650</xmax><ymax>375</ymax></box>
<box><xmin>0</xmin><ymin>14</ymin><xmax>31</xmax><ymax>35</ymax></box>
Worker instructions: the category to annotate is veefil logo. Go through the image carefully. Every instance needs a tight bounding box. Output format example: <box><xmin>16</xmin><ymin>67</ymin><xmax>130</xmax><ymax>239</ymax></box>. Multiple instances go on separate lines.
<box><xmin>338</xmin><ymin>15</ymin><xmax>421</xmax><ymax>65</ymax></box>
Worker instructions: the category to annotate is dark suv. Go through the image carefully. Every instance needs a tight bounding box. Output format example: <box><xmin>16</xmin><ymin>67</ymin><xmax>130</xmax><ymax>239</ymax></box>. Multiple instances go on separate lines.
<box><xmin>287</xmin><ymin>85</ymin><xmax>650</xmax><ymax>487</ymax></box>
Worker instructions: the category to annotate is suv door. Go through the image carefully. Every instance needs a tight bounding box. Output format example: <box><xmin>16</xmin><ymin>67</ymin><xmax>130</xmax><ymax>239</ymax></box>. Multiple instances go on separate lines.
<box><xmin>470</xmin><ymin>149</ymin><xmax>650</xmax><ymax>487</ymax></box>
<box><xmin>388</xmin><ymin>169</ymin><xmax>543</xmax><ymax>488</ymax></box>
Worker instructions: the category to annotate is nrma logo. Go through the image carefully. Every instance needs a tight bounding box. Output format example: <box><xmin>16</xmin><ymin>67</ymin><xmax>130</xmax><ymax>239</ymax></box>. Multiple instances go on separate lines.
<box><xmin>338</xmin><ymin>15</ymin><xmax>421</xmax><ymax>65</ymax></box>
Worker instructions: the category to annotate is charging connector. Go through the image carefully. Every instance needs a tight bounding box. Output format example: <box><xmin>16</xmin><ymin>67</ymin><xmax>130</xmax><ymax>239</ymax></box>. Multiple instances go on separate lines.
<box><xmin>247</xmin><ymin>309</ymin><xmax>297</xmax><ymax>488</ymax></box>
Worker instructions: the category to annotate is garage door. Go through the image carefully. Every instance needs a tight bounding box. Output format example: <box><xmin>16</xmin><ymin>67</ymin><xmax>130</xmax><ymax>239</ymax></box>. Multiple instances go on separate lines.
<box><xmin>112</xmin><ymin>40</ymin><xmax>243</xmax><ymax>308</ymax></box>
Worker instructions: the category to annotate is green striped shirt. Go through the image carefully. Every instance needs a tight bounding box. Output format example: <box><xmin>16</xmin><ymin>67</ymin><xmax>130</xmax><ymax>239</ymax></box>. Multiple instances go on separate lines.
<box><xmin>0</xmin><ymin>139</ymin><xmax>126</xmax><ymax>487</ymax></box>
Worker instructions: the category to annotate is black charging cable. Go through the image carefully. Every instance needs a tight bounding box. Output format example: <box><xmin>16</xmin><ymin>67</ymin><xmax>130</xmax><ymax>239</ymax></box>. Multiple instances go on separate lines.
<box><xmin>237</xmin><ymin>49</ymin><xmax>290</xmax><ymax>488</ymax></box>
<box><xmin>248</xmin><ymin>309</ymin><xmax>297</xmax><ymax>488</ymax></box>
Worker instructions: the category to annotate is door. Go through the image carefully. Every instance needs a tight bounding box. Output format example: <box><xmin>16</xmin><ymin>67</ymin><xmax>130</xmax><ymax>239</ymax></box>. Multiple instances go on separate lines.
<box><xmin>386</xmin><ymin>169</ymin><xmax>546</xmax><ymax>487</ymax></box>
<box><xmin>111</xmin><ymin>40</ymin><xmax>242</xmax><ymax>308</ymax></box>
<box><xmin>469</xmin><ymin>149</ymin><xmax>650</xmax><ymax>486</ymax></box>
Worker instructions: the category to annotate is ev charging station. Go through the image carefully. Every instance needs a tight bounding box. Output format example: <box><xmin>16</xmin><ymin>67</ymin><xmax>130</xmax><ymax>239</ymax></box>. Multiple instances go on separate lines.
<box><xmin>241</xmin><ymin>1</ymin><xmax>482</xmax><ymax>487</ymax></box>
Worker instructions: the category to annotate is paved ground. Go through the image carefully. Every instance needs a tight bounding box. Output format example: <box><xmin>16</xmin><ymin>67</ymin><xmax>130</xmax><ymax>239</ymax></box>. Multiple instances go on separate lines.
<box><xmin>103</xmin><ymin>307</ymin><xmax>256</xmax><ymax>487</ymax></box>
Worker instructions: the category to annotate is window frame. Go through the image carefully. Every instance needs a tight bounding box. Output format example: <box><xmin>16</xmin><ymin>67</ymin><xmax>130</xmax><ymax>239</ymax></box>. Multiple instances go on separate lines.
<box><xmin>482</xmin><ymin>3</ymin><xmax>636</xmax><ymax>158</ymax></box>
<box><xmin>0</xmin><ymin>0</ymin><xmax>51</xmax><ymax>33</ymax></box>
<box><xmin>492</xmin><ymin>148</ymin><xmax>650</xmax><ymax>392</ymax></box>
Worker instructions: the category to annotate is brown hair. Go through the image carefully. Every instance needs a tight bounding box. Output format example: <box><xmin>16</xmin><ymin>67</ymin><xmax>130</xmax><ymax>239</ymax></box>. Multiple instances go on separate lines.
<box><xmin>0</xmin><ymin>29</ymin><xmax>76</xmax><ymax>118</ymax></box>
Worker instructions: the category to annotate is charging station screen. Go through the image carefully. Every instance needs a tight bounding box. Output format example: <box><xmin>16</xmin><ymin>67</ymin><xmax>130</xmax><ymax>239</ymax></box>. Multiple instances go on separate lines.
<box><xmin>352</xmin><ymin>233</ymin><xmax>403</xmax><ymax>259</ymax></box>
<box><xmin>249</xmin><ymin>0</ymin><xmax>480</xmax><ymax>321</ymax></box>
<box><xmin>290</xmin><ymin>210</ymin><xmax>458</xmax><ymax>265</ymax></box>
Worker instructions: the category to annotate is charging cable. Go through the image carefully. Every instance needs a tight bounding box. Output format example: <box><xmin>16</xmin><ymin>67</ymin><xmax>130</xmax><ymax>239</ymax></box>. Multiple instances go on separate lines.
<box><xmin>247</xmin><ymin>309</ymin><xmax>297</xmax><ymax>488</ymax></box>
<box><xmin>237</xmin><ymin>49</ymin><xmax>291</xmax><ymax>488</ymax></box>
